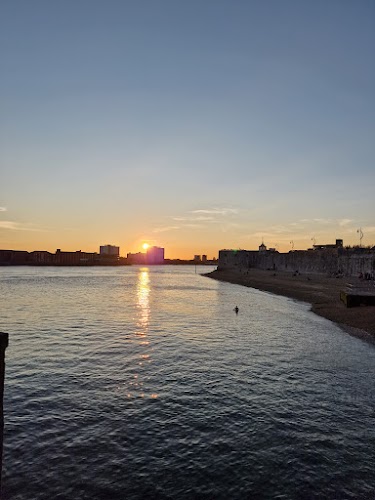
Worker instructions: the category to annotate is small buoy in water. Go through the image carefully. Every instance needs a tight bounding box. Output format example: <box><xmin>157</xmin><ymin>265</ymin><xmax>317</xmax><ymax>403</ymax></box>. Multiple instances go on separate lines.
<box><xmin>234</xmin><ymin>306</ymin><xmax>239</xmax><ymax>314</ymax></box>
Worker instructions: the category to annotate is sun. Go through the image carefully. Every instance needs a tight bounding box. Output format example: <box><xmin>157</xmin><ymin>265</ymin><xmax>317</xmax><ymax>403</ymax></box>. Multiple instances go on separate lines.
<box><xmin>142</xmin><ymin>243</ymin><xmax>149</xmax><ymax>250</ymax></box>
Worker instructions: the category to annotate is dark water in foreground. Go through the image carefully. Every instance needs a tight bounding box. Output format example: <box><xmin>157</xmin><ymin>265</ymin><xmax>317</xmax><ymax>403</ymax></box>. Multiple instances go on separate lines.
<box><xmin>1</xmin><ymin>266</ymin><xmax>374</xmax><ymax>499</ymax></box>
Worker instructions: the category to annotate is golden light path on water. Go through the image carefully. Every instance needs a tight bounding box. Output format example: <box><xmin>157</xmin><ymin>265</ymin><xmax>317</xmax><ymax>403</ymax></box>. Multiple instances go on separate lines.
<box><xmin>137</xmin><ymin>267</ymin><xmax>150</xmax><ymax>333</ymax></box>
<box><xmin>131</xmin><ymin>267</ymin><xmax>158</xmax><ymax>399</ymax></box>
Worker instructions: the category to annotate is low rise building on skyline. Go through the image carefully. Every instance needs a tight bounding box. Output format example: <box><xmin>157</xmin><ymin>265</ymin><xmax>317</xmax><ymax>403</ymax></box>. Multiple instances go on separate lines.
<box><xmin>126</xmin><ymin>252</ymin><xmax>147</xmax><ymax>265</ymax></box>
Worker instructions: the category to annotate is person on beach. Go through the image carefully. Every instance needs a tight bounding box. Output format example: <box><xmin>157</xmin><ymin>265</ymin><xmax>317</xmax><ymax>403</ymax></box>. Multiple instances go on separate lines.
<box><xmin>234</xmin><ymin>306</ymin><xmax>239</xmax><ymax>314</ymax></box>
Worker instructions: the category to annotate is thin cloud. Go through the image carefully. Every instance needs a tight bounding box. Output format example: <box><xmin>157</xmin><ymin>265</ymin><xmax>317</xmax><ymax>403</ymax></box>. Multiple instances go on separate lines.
<box><xmin>338</xmin><ymin>219</ymin><xmax>352</xmax><ymax>227</ymax></box>
<box><xmin>252</xmin><ymin>232</ymin><xmax>275</xmax><ymax>239</ymax></box>
<box><xmin>313</xmin><ymin>218</ymin><xmax>333</xmax><ymax>224</ymax></box>
<box><xmin>299</xmin><ymin>218</ymin><xmax>333</xmax><ymax>225</ymax></box>
<box><xmin>289</xmin><ymin>222</ymin><xmax>305</xmax><ymax>228</ymax></box>
<box><xmin>300</xmin><ymin>218</ymin><xmax>354</xmax><ymax>228</ymax></box>
<box><xmin>0</xmin><ymin>207</ymin><xmax>7</xmax><ymax>212</ymax></box>
<box><xmin>219</xmin><ymin>222</ymin><xmax>241</xmax><ymax>232</ymax></box>
<box><xmin>156</xmin><ymin>207</ymin><xmax>240</xmax><ymax>235</ymax></box>
<box><xmin>172</xmin><ymin>216</ymin><xmax>215</xmax><ymax>222</ymax></box>
<box><xmin>268</xmin><ymin>225</ymin><xmax>290</xmax><ymax>234</ymax></box>
<box><xmin>0</xmin><ymin>221</ymin><xmax>47</xmax><ymax>232</ymax></box>
<box><xmin>190</xmin><ymin>208</ymin><xmax>238</xmax><ymax>216</ymax></box>
<box><xmin>0</xmin><ymin>221</ymin><xmax>19</xmax><ymax>230</ymax></box>
<box><xmin>152</xmin><ymin>226</ymin><xmax>180</xmax><ymax>233</ymax></box>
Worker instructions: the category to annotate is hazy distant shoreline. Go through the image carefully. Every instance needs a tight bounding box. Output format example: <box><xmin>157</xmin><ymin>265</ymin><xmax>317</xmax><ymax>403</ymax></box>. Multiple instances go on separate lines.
<box><xmin>205</xmin><ymin>269</ymin><xmax>375</xmax><ymax>339</ymax></box>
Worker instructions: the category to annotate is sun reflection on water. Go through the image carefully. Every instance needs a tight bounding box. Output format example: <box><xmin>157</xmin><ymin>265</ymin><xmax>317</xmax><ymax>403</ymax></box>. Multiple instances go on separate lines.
<box><xmin>126</xmin><ymin>268</ymin><xmax>158</xmax><ymax>399</ymax></box>
<box><xmin>137</xmin><ymin>268</ymin><xmax>150</xmax><ymax>334</ymax></box>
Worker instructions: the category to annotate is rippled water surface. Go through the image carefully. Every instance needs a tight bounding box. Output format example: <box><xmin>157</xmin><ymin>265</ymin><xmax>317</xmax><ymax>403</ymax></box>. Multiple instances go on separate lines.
<box><xmin>1</xmin><ymin>266</ymin><xmax>374</xmax><ymax>499</ymax></box>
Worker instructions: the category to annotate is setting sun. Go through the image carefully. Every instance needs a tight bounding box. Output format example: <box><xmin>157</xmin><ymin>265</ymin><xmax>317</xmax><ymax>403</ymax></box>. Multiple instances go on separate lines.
<box><xmin>142</xmin><ymin>243</ymin><xmax>149</xmax><ymax>250</ymax></box>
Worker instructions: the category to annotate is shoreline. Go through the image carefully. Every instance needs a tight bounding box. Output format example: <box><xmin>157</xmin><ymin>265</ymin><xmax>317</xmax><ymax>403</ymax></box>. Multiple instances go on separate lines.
<box><xmin>204</xmin><ymin>269</ymin><xmax>375</xmax><ymax>341</ymax></box>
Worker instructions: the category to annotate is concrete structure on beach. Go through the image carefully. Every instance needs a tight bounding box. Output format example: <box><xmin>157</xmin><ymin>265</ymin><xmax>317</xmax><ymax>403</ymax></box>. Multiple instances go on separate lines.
<box><xmin>218</xmin><ymin>240</ymin><xmax>375</xmax><ymax>278</ymax></box>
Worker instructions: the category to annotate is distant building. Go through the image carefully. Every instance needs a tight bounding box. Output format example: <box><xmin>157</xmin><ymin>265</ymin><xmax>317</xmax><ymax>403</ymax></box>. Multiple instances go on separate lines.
<box><xmin>127</xmin><ymin>252</ymin><xmax>147</xmax><ymax>265</ymax></box>
<box><xmin>100</xmin><ymin>245</ymin><xmax>119</xmax><ymax>256</ymax></box>
<box><xmin>194</xmin><ymin>255</ymin><xmax>201</xmax><ymax>262</ymax></box>
<box><xmin>0</xmin><ymin>248</ymin><xmax>128</xmax><ymax>266</ymax></box>
<box><xmin>126</xmin><ymin>247</ymin><xmax>164</xmax><ymax>265</ymax></box>
<box><xmin>313</xmin><ymin>239</ymin><xmax>343</xmax><ymax>250</ymax></box>
<box><xmin>55</xmin><ymin>249</ymin><xmax>97</xmax><ymax>265</ymax></box>
<box><xmin>0</xmin><ymin>250</ymin><xmax>29</xmax><ymax>265</ymax></box>
<box><xmin>146</xmin><ymin>246</ymin><xmax>164</xmax><ymax>265</ymax></box>
<box><xmin>202</xmin><ymin>255</ymin><xmax>207</xmax><ymax>263</ymax></box>
<box><xmin>259</xmin><ymin>243</ymin><xmax>267</xmax><ymax>252</ymax></box>
<box><xmin>30</xmin><ymin>251</ymin><xmax>54</xmax><ymax>264</ymax></box>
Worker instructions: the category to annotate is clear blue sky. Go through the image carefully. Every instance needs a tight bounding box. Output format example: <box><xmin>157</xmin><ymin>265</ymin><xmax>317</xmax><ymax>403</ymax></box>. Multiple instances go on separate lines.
<box><xmin>1</xmin><ymin>0</ymin><xmax>374</xmax><ymax>258</ymax></box>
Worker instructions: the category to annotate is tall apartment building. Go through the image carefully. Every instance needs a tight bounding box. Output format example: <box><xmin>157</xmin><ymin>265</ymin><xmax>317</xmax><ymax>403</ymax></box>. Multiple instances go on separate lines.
<box><xmin>100</xmin><ymin>245</ymin><xmax>120</xmax><ymax>256</ymax></box>
<box><xmin>146</xmin><ymin>246</ymin><xmax>164</xmax><ymax>264</ymax></box>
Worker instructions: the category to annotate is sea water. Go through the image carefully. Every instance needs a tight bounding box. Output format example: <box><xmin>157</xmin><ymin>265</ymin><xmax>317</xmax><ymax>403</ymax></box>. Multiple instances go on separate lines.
<box><xmin>1</xmin><ymin>266</ymin><xmax>374</xmax><ymax>499</ymax></box>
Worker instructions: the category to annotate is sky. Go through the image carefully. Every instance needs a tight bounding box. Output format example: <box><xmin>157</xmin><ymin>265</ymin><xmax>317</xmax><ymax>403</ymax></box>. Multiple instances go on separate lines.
<box><xmin>1</xmin><ymin>0</ymin><xmax>374</xmax><ymax>259</ymax></box>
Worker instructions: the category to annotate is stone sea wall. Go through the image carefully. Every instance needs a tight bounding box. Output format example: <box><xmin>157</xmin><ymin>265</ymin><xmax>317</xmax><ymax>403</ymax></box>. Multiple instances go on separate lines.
<box><xmin>218</xmin><ymin>249</ymin><xmax>375</xmax><ymax>277</ymax></box>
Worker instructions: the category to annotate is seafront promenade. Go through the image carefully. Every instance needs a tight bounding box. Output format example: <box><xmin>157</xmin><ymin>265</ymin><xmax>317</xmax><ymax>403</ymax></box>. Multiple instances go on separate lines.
<box><xmin>206</xmin><ymin>269</ymin><xmax>375</xmax><ymax>338</ymax></box>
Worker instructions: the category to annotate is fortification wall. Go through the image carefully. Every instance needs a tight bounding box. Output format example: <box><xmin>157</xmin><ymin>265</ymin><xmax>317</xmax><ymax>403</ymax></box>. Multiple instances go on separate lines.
<box><xmin>218</xmin><ymin>249</ymin><xmax>375</xmax><ymax>277</ymax></box>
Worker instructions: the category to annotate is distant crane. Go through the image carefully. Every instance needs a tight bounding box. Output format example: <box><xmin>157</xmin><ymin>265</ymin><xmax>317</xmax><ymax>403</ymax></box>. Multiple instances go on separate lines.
<box><xmin>357</xmin><ymin>228</ymin><xmax>364</xmax><ymax>247</ymax></box>
<box><xmin>311</xmin><ymin>237</ymin><xmax>316</xmax><ymax>246</ymax></box>
<box><xmin>290</xmin><ymin>240</ymin><xmax>294</xmax><ymax>251</ymax></box>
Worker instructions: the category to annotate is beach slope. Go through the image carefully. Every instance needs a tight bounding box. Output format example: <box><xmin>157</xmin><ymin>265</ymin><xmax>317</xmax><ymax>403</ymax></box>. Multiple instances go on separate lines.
<box><xmin>205</xmin><ymin>269</ymin><xmax>375</xmax><ymax>338</ymax></box>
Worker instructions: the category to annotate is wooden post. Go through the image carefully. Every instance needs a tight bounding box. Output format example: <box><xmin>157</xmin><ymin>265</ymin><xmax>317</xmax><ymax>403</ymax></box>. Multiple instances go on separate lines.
<box><xmin>0</xmin><ymin>332</ymin><xmax>8</xmax><ymax>490</ymax></box>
